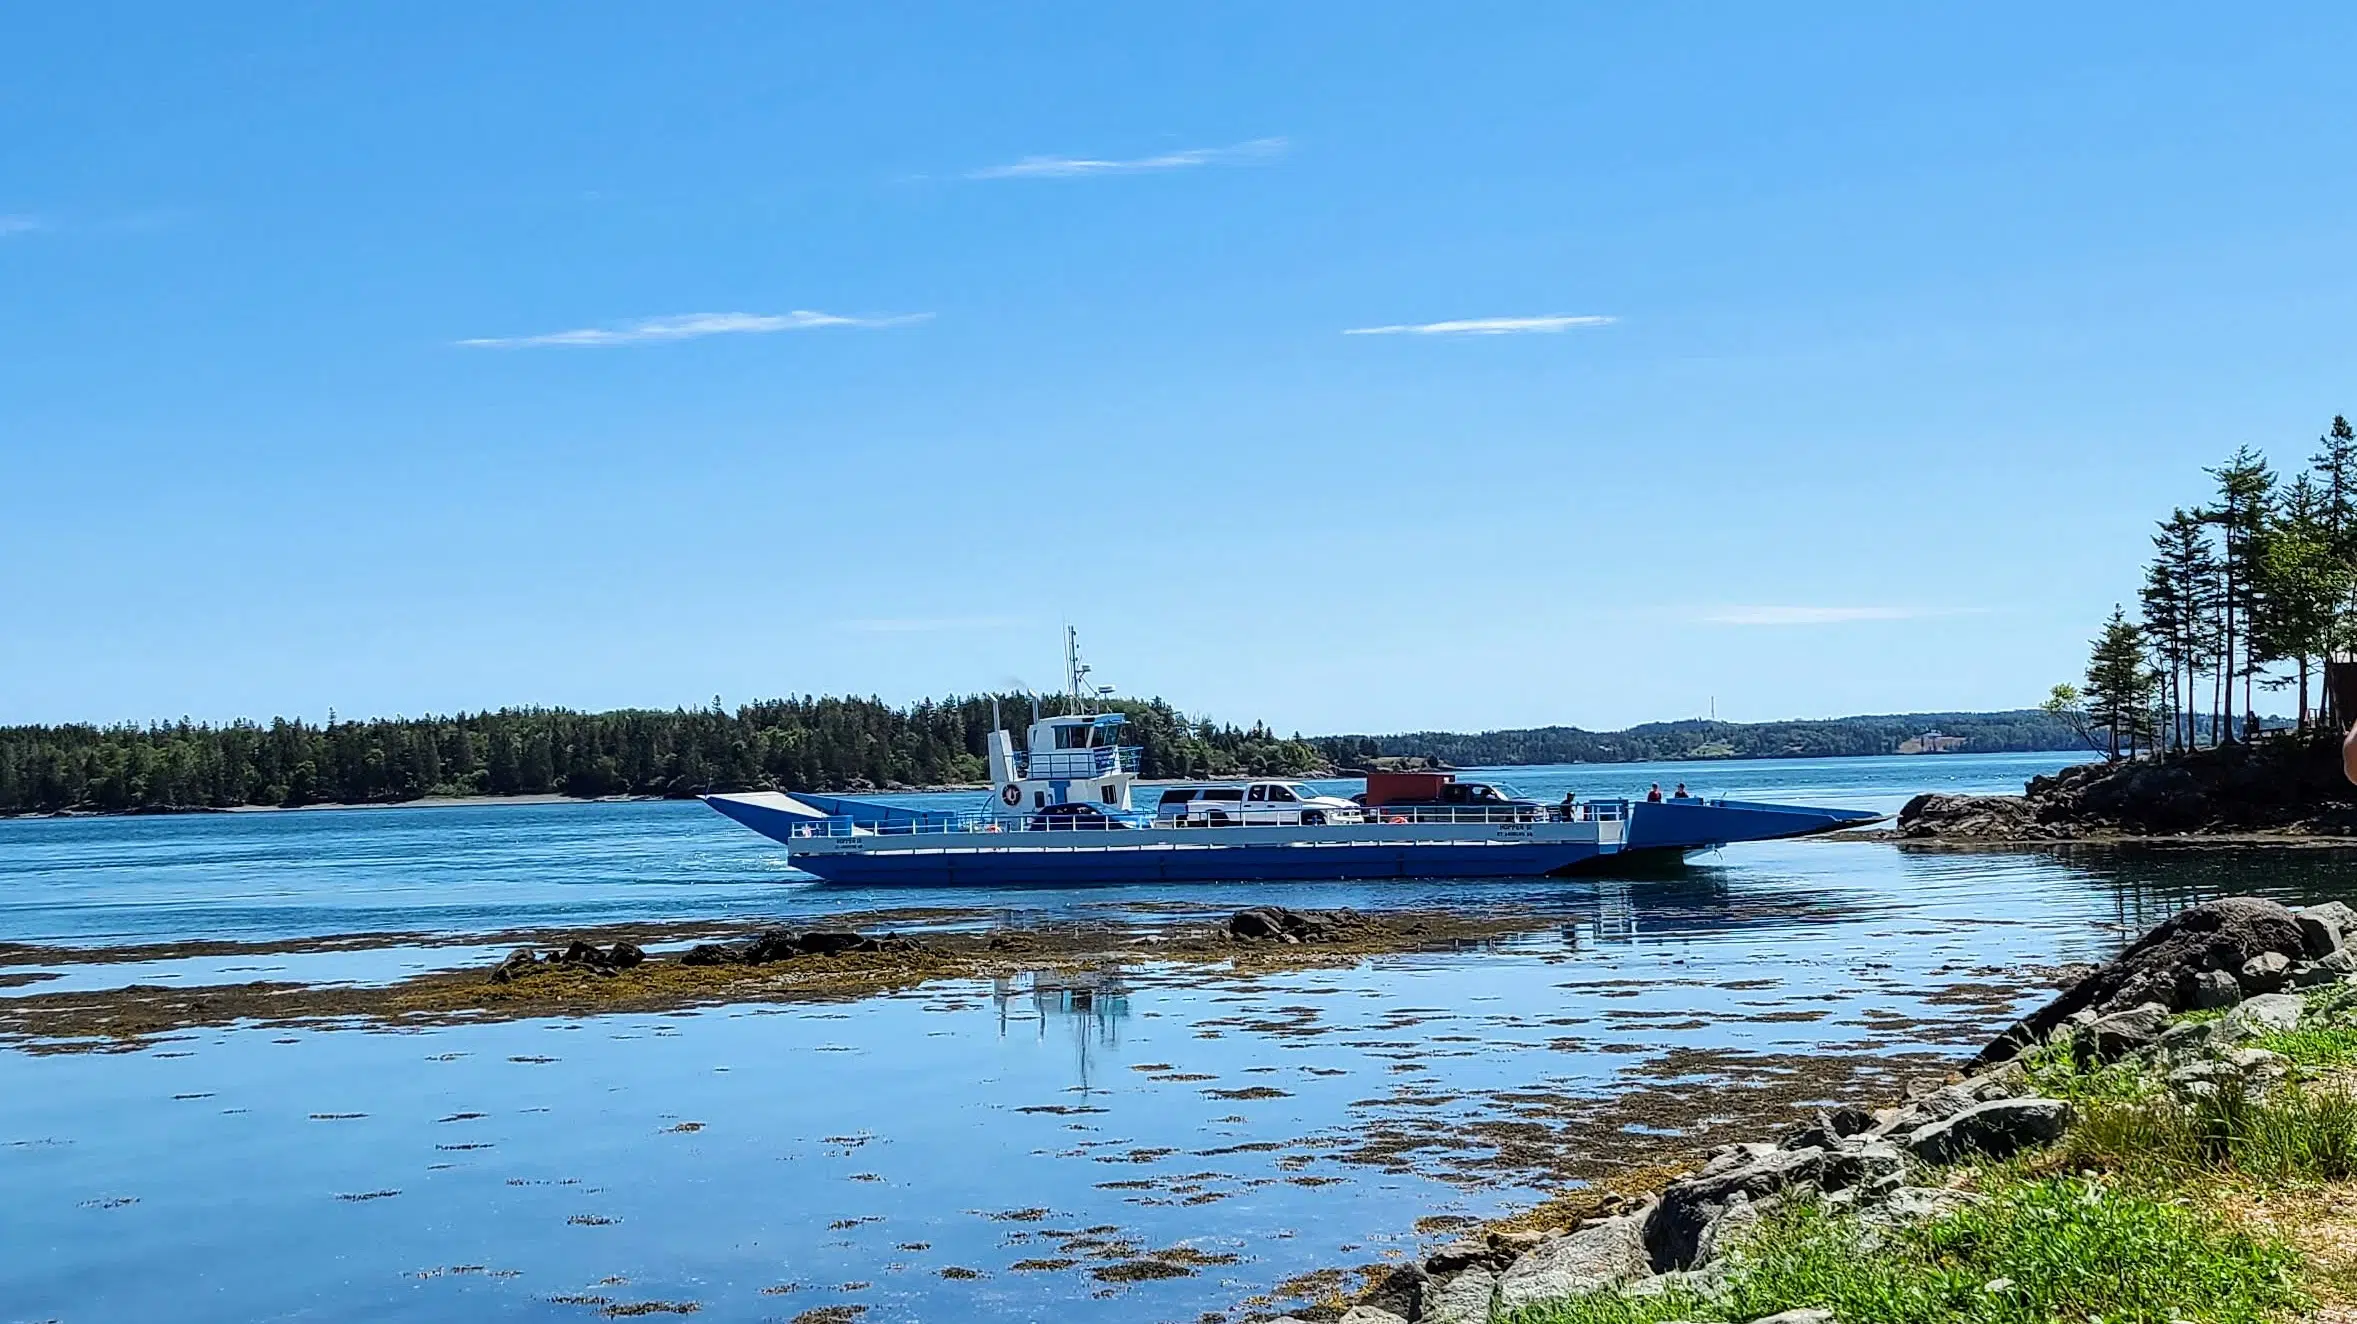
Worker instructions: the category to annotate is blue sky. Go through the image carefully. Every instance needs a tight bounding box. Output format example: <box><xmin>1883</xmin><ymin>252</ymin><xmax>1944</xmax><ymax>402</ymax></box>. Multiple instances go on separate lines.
<box><xmin>6</xmin><ymin>5</ymin><xmax>2355</xmax><ymax>734</ymax></box>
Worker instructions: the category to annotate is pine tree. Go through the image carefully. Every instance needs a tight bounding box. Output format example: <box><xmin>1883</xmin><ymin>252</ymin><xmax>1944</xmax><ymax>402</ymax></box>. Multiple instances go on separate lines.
<box><xmin>2084</xmin><ymin>606</ymin><xmax>2153</xmax><ymax>761</ymax></box>
<box><xmin>2206</xmin><ymin>447</ymin><xmax>2275</xmax><ymax>740</ymax></box>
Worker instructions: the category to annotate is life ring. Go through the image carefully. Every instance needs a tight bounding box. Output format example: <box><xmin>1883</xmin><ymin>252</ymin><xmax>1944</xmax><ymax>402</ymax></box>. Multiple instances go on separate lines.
<box><xmin>1000</xmin><ymin>784</ymin><xmax>1022</xmax><ymax>807</ymax></box>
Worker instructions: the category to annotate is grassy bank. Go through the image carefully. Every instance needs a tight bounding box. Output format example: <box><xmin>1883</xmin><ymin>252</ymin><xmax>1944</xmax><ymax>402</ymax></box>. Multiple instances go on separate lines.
<box><xmin>1502</xmin><ymin>988</ymin><xmax>2357</xmax><ymax>1324</ymax></box>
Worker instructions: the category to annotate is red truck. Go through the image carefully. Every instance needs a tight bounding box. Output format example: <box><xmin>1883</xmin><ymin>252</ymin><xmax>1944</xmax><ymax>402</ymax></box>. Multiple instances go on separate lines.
<box><xmin>1357</xmin><ymin>772</ymin><xmax>1550</xmax><ymax>822</ymax></box>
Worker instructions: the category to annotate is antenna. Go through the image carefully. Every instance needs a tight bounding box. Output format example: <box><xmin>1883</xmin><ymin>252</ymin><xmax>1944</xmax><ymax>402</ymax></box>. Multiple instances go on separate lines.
<box><xmin>1065</xmin><ymin>625</ymin><xmax>1096</xmax><ymax>715</ymax></box>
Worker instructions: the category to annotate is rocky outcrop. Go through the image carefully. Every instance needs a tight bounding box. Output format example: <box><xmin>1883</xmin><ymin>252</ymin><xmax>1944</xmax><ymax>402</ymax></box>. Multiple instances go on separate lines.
<box><xmin>1973</xmin><ymin>896</ymin><xmax>2308</xmax><ymax>1066</ymax></box>
<box><xmin>680</xmin><ymin>929</ymin><xmax>922</xmax><ymax>966</ymax></box>
<box><xmin>489</xmin><ymin>939</ymin><xmax>646</xmax><ymax>982</ymax></box>
<box><xmin>1897</xmin><ymin>738</ymin><xmax>2357</xmax><ymax>842</ymax></box>
<box><xmin>1225</xmin><ymin>907</ymin><xmax>1374</xmax><ymax>944</ymax></box>
<box><xmin>1894</xmin><ymin>792</ymin><xmax>2048</xmax><ymax>841</ymax></box>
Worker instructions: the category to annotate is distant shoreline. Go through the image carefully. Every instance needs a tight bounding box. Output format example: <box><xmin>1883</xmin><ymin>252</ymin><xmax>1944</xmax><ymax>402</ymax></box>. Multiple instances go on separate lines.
<box><xmin>0</xmin><ymin>750</ymin><xmax>2091</xmax><ymax>824</ymax></box>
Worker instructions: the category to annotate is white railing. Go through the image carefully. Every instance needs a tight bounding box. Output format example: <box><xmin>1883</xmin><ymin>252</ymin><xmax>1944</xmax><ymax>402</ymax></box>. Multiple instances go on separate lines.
<box><xmin>785</xmin><ymin>801</ymin><xmax>1624</xmax><ymax>840</ymax></box>
<box><xmin>1015</xmin><ymin>747</ymin><xmax>1143</xmax><ymax>779</ymax></box>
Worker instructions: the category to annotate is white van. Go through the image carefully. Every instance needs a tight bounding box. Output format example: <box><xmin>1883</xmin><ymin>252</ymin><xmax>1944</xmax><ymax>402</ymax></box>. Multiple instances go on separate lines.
<box><xmin>1177</xmin><ymin>781</ymin><xmax>1364</xmax><ymax>827</ymax></box>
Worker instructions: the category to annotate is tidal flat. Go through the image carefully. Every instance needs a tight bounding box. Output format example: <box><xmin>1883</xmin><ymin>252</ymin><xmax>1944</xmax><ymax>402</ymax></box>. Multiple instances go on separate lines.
<box><xmin>10</xmin><ymin>756</ymin><xmax>2357</xmax><ymax>1322</ymax></box>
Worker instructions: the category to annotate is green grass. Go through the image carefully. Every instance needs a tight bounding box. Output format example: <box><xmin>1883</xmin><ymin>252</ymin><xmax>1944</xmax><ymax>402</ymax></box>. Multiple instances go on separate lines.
<box><xmin>2256</xmin><ymin>1023</ymin><xmax>2357</xmax><ymax>1069</ymax></box>
<box><xmin>1503</xmin><ymin>1178</ymin><xmax>2305</xmax><ymax>1324</ymax></box>
<box><xmin>2014</xmin><ymin>1033</ymin><xmax>2159</xmax><ymax>1104</ymax></box>
<box><xmin>2064</xmin><ymin>1081</ymin><xmax>2357</xmax><ymax>1183</ymax></box>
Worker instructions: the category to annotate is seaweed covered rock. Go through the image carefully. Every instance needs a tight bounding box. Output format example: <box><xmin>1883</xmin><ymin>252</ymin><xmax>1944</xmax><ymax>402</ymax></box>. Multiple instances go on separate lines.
<box><xmin>490</xmin><ymin>939</ymin><xmax>648</xmax><ymax>982</ymax></box>
<box><xmin>675</xmin><ymin>929</ymin><xmax>920</xmax><ymax>967</ymax></box>
<box><xmin>1226</xmin><ymin>907</ymin><xmax>1372</xmax><ymax>944</ymax></box>
<box><xmin>1974</xmin><ymin>896</ymin><xmax>2307</xmax><ymax>1066</ymax></box>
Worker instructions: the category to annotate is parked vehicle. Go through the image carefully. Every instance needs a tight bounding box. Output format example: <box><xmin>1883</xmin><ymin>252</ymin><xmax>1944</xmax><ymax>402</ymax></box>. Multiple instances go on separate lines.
<box><xmin>1177</xmin><ymin>782</ymin><xmax>1365</xmax><ymax>827</ymax></box>
<box><xmin>1028</xmin><ymin>803</ymin><xmax>1129</xmax><ymax>831</ymax></box>
<box><xmin>1357</xmin><ymin>771</ymin><xmax>1548</xmax><ymax>822</ymax></box>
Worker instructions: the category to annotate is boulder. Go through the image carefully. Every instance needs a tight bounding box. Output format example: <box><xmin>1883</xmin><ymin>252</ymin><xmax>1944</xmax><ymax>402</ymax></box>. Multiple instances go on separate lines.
<box><xmin>1903</xmin><ymin>1098</ymin><xmax>2070</xmax><ymax>1166</ymax></box>
<box><xmin>2219</xmin><ymin>992</ymin><xmax>2304</xmax><ymax>1039</ymax></box>
<box><xmin>2240</xmin><ymin>950</ymin><xmax>2293</xmax><ymax>994</ymax></box>
<box><xmin>1646</xmin><ymin>1147</ymin><xmax>1826</xmax><ymax>1271</ymax></box>
<box><xmin>1895</xmin><ymin>793</ymin><xmax>2040</xmax><ymax>840</ymax></box>
<box><xmin>798</xmin><ymin>930</ymin><xmax>876</xmax><ymax>957</ymax></box>
<box><xmin>2188</xmin><ymin>968</ymin><xmax>2243</xmax><ymax>1009</ymax></box>
<box><xmin>1495</xmin><ymin>1210</ymin><xmax>1651</xmax><ymax>1310</ymax></box>
<box><xmin>2155</xmin><ymin>1018</ymin><xmax>2217</xmax><ymax>1061</ymax></box>
<box><xmin>742</xmin><ymin>931</ymin><xmax>808</xmax><ymax>962</ymax></box>
<box><xmin>1873</xmin><ymin>1185</ymin><xmax>1976</xmax><ymax>1225</ymax></box>
<box><xmin>489</xmin><ymin>948</ymin><xmax>540</xmax><ymax>983</ymax></box>
<box><xmin>1819</xmin><ymin>1141</ymin><xmax>1907</xmax><ymax>1197</ymax></box>
<box><xmin>607</xmin><ymin>941</ymin><xmax>645</xmax><ymax>969</ymax></box>
<box><xmin>2298</xmin><ymin>902</ymin><xmax>2357</xmax><ymax>957</ymax></box>
<box><xmin>1423</xmin><ymin>1235</ymin><xmax>1509</xmax><ymax>1276</ymax></box>
<box><xmin>680</xmin><ymin>942</ymin><xmax>745</xmax><ymax>966</ymax></box>
<box><xmin>2295</xmin><ymin>948</ymin><xmax>2357</xmax><ymax>987</ymax></box>
<box><xmin>1356</xmin><ymin>1262</ymin><xmax>1427</xmax><ymax>1320</ymax></box>
<box><xmin>2222</xmin><ymin>1046</ymin><xmax>2290</xmax><ymax>1086</ymax></box>
<box><xmin>1419</xmin><ymin>1264</ymin><xmax>1498</xmax><ymax>1324</ymax></box>
<box><xmin>1780</xmin><ymin>1107</ymin><xmax>1875</xmax><ymax>1152</ymax></box>
<box><xmin>1874</xmin><ymin>1065</ymin><xmax>2029</xmax><ymax>1137</ymax></box>
<box><xmin>2072</xmin><ymin>1002</ymin><xmax>2171</xmax><ymax>1065</ymax></box>
<box><xmin>1975</xmin><ymin>897</ymin><xmax>2305</xmax><ymax>1066</ymax></box>
<box><xmin>1337</xmin><ymin>1307</ymin><xmax>1409</xmax><ymax>1324</ymax></box>
<box><xmin>1693</xmin><ymin>1193</ymin><xmax>1773</xmax><ymax>1267</ymax></box>
<box><xmin>1228</xmin><ymin>907</ymin><xmax>1329</xmax><ymax>942</ymax></box>
<box><xmin>1746</xmin><ymin>1311</ymin><xmax>1836</xmax><ymax>1324</ymax></box>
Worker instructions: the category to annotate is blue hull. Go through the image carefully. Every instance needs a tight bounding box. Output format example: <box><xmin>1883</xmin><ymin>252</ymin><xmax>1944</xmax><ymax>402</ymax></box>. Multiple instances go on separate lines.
<box><xmin>1624</xmin><ymin>798</ymin><xmax>1882</xmax><ymax>853</ymax></box>
<box><xmin>781</xmin><ymin>841</ymin><xmax>1616</xmax><ymax>887</ymax></box>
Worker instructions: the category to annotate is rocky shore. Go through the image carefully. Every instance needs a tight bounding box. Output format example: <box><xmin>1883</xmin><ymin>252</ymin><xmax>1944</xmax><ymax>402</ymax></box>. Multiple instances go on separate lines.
<box><xmin>1283</xmin><ymin>893</ymin><xmax>2357</xmax><ymax>1324</ymax></box>
<box><xmin>1898</xmin><ymin>738</ymin><xmax>2357</xmax><ymax>843</ymax></box>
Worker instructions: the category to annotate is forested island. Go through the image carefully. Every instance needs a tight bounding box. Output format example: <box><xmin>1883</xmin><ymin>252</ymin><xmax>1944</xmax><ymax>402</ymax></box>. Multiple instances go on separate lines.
<box><xmin>0</xmin><ymin>697</ymin><xmax>1325</xmax><ymax>816</ymax></box>
<box><xmin>1312</xmin><ymin>709</ymin><xmax>2080</xmax><ymax>767</ymax></box>
<box><xmin>0</xmin><ymin>698</ymin><xmax>2089</xmax><ymax>817</ymax></box>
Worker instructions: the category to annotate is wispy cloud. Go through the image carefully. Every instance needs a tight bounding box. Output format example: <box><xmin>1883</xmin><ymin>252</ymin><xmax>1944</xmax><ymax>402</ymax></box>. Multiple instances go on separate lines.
<box><xmin>968</xmin><ymin>136</ymin><xmax>1288</xmax><ymax>181</ymax></box>
<box><xmin>0</xmin><ymin>215</ymin><xmax>42</xmax><ymax>237</ymax></box>
<box><xmin>457</xmin><ymin>310</ymin><xmax>930</xmax><ymax>349</ymax></box>
<box><xmin>1696</xmin><ymin>605</ymin><xmax>1972</xmax><ymax>627</ymax></box>
<box><xmin>837</xmin><ymin>616</ymin><xmax>1021</xmax><ymax>634</ymax></box>
<box><xmin>1343</xmin><ymin>315</ymin><xmax>1615</xmax><ymax>336</ymax></box>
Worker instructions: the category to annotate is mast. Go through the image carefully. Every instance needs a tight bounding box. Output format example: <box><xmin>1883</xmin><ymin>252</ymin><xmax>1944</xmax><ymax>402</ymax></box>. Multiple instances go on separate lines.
<box><xmin>1065</xmin><ymin>625</ymin><xmax>1095</xmax><ymax>715</ymax></box>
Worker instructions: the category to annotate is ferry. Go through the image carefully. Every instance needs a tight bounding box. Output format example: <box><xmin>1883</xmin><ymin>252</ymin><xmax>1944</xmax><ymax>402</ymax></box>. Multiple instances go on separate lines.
<box><xmin>701</xmin><ymin>634</ymin><xmax>1877</xmax><ymax>886</ymax></box>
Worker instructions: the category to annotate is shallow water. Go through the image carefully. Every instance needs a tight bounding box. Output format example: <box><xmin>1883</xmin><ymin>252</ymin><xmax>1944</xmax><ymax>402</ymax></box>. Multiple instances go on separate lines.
<box><xmin>9</xmin><ymin>753</ymin><xmax>2357</xmax><ymax>1322</ymax></box>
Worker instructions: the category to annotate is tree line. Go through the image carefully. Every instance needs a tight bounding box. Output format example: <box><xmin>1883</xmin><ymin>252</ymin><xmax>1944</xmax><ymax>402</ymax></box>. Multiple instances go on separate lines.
<box><xmin>0</xmin><ymin>696</ymin><xmax>1325</xmax><ymax>815</ymax></box>
<box><xmin>2058</xmin><ymin>416</ymin><xmax>2357</xmax><ymax>759</ymax></box>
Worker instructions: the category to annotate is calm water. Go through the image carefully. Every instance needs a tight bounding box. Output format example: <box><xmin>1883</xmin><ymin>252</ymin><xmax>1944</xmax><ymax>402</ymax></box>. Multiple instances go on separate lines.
<box><xmin>0</xmin><ymin>752</ymin><xmax>2072</xmax><ymax>950</ymax></box>
<box><xmin>8</xmin><ymin>752</ymin><xmax>2357</xmax><ymax>1324</ymax></box>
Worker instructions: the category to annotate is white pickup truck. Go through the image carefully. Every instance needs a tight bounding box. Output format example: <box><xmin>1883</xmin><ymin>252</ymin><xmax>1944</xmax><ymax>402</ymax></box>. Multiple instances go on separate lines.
<box><xmin>1163</xmin><ymin>781</ymin><xmax>1366</xmax><ymax>827</ymax></box>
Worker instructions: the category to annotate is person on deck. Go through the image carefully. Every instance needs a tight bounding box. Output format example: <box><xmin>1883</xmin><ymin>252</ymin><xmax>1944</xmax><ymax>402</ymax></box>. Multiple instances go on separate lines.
<box><xmin>1672</xmin><ymin>783</ymin><xmax>1690</xmax><ymax>799</ymax></box>
<box><xmin>1645</xmin><ymin>784</ymin><xmax>1665</xmax><ymax>803</ymax></box>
